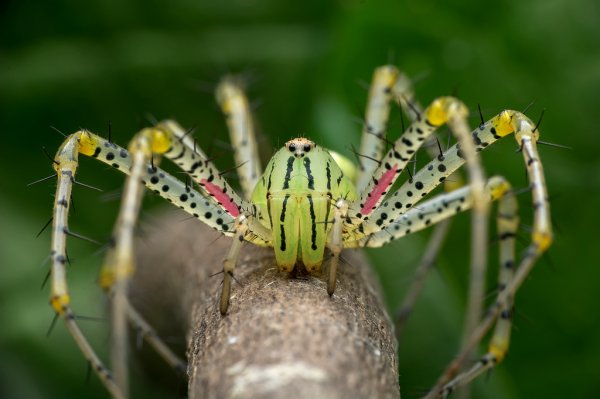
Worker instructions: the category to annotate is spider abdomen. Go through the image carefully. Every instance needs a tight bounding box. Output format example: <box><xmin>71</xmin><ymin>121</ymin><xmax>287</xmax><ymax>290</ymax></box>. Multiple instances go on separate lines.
<box><xmin>251</xmin><ymin>138</ymin><xmax>356</xmax><ymax>272</ymax></box>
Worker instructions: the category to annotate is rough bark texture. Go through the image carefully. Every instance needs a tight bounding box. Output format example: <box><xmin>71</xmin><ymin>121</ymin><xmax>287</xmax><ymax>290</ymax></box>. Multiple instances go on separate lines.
<box><xmin>132</xmin><ymin>208</ymin><xmax>400</xmax><ymax>399</ymax></box>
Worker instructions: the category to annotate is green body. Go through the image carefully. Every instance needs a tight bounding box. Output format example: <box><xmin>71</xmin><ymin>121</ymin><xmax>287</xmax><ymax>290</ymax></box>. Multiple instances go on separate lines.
<box><xmin>251</xmin><ymin>141</ymin><xmax>356</xmax><ymax>272</ymax></box>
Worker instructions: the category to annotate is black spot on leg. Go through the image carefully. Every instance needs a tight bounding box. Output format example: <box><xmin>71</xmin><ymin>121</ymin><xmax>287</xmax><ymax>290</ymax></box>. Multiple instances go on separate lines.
<box><xmin>106</xmin><ymin>152</ymin><xmax>115</xmax><ymax>161</ymax></box>
<box><xmin>161</xmin><ymin>185</ymin><xmax>169</xmax><ymax>192</ymax></box>
<box><xmin>500</xmin><ymin>309</ymin><xmax>512</xmax><ymax>319</ymax></box>
<box><xmin>187</xmin><ymin>160</ymin><xmax>203</xmax><ymax>174</ymax></box>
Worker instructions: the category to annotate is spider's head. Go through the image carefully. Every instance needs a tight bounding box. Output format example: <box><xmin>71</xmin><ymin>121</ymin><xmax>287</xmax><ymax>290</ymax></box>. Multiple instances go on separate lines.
<box><xmin>285</xmin><ymin>138</ymin><xmax>315</xmax><ymax>158</ymax></box>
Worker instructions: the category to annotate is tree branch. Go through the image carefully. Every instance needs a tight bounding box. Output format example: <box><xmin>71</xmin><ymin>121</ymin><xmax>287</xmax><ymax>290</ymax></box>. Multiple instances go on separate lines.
<box><xmin>131</xmin><ymin>209</ymin><xmax>400</xmax><ymax>398</ymax></box>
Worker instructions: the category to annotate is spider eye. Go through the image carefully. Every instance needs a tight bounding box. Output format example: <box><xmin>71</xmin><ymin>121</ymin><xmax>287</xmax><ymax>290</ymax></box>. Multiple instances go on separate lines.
<box><xmin>289</xmin><ymin>144</ymin><xmax>296</xmax><ymax>152</ymax></box>
<box><xmin>303</xmin><ymin>144</ymin><xmax>311</xmax><ymax>152</ymax></box>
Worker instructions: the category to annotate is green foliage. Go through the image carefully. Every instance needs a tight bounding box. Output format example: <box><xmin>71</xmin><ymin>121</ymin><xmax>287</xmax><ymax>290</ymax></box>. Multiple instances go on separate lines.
<box><xmin>1</xmin><ymin>0</ymin><xmax>598</xmax><ymax>398</ymax></box>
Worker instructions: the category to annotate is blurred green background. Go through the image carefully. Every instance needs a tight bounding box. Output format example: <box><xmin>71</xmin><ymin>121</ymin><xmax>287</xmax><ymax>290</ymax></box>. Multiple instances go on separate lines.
<box><xmin>1</xmin><ymin>0</ymin><xmax>598</xmax><ymax>398</ymax></box>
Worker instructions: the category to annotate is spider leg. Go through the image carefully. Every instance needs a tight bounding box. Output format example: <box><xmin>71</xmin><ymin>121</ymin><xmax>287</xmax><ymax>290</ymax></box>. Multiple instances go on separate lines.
<box><xmin>386</xmin><ymin>76</ymin><xmax>462</xmax><ymax>339</ymax></box>
<box><xmin>219</xmin><ymin>214</ymin><xmax>250</xmax><ymax>314</ymax></box>
<box><xmin>356</xmin><ymin>65</ymin><xmax>419</xmax><ymax>192</ymax></box>
<box><xmin>424</xmin><ymin>114</ymin><xmax>552</xmax><ymax>399</ymax></box>
<box><xmin>346</xmin><ymin>176</ymin><xmax>518</xmax><ymax>396</ymax></box>
<box><xmin>49</xmin><ymin>127</ymin><xmax>269</xmax><ymax>397</ymax></box>
<box><xmin>152</xmin><ymin>120</ymin><xmax>271</xmax><ymax>244</ymax></box>
<box><xmin>348</xmin><ymin>96</ymin><xmax>472</xmax><ymax>232</ymax></box>
<box><xmin>50</xmin><ymin>136</ymin><xmax>124</xmax><ymax>399</ymax></box>
<box><xmin>101</xmin><ymin>123</ymin><xmax>272</xmax><ymax>391</ymax></box>
<box><xmin>145</xmin><ymin>120</ymin><xmax>271</xmax><ymax>314</ymax></box>
<box><xmin>444</xmin><ymin>99</ymin><xmax>490</xmax><ymax>374</ymax></box>
<box><xmin>350</xmin><ymin>98</ymin><xmax>482</xmax><ymax>343</ymax></box>
<box><xmin>345</xmin><ymin>176</ymin><xmax>509</xmax><ymax>248</ymax></box>
<box><xmin>348</xmin><ymin>109</ymin><xmax>541</xmax><ymax>239</ymax></box>
<box><xmin>125</xmin><ymin>302</ymin><xmax>187</xmax><ymax>375</ymax></box>
<box><xmin>325</xmin><ymin>199</ymin><xmax>349</xmax><ymax>295</ymax></box>
<box><xmin>216</xmin><ymin>76</ymin><xmax>262</xmax><ymax>200</ymax></box>
<box><xmin>438</xmin><ymin>181</ymin><xmax>519</xmax><ymax>398</ymax></box>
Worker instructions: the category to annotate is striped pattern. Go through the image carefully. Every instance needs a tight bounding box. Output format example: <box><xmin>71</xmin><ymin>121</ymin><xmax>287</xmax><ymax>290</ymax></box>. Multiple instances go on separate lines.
<box><xmin>251</xmin><ymin>140</ymin><xmax>355</xmax><ymax>271</ymax></box>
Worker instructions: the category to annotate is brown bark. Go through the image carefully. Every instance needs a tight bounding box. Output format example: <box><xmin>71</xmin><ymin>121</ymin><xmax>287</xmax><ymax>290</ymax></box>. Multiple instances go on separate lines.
<box><xmin>132</xmin><ymin>208</ymin><xmax>400</xmax><ymax>399</ymax></box>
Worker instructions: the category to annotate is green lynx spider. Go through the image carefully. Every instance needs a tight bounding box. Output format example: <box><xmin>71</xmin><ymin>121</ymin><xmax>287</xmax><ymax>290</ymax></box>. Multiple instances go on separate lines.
<box><xmin>47</xmin><ymin>66</ymin><xmax>552</xmax><ymax>398</ymax></box>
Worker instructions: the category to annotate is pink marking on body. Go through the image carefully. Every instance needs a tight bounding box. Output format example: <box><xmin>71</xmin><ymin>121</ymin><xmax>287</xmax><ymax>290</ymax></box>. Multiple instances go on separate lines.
<box><xmin>201</xmin><ymin>179</ymin><xmax>240</xmax><ymax>217</ymax></box>
<box><xmin>360</xmin><ymin>165</ymin><xmax>398</xmax><ymax>215</ymax></box>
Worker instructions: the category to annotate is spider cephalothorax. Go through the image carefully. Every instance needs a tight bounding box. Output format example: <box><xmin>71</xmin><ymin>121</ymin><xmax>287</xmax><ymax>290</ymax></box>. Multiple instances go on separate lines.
<box><xmin>46</xmin><ymin>65</ymin><xmax>552</xmax><ymax>399</ymax></box>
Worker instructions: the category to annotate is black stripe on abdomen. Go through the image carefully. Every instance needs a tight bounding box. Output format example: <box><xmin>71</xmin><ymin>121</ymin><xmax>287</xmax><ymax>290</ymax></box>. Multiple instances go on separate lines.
<box><xmin>303</xmin><ymin>157</ymin><xmax>314</xmax><ymax>190</ymax></box>
<box><xmin>280</xmin><ymin>194</ymin><xmax>290</xmax><ymax>222</ymax></box>
<box><xmin>280</xmin><ymin>224</ymin><xmax>286</xmax><ymax>251</ymax></box>
<box><xmin>282</xmin><ymin>156</ymin><xmax>294</xmax><ymax>189</ymax></box>
<box><xmin>307</xmin><ymin>194</ymin><xmax>317</xmax><ymax>250</ymax></box>
<box><xmin>326</xmin><ymin>161</ymin><xmax>331</xmax><ymax>190</ymax></box>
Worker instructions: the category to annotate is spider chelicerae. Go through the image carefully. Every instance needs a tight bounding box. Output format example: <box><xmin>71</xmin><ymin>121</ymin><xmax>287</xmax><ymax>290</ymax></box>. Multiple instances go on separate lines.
<box><xmin>46</xmin><ymin>65</ymin><xmax>552</xmax><ymax>399</ymax></box>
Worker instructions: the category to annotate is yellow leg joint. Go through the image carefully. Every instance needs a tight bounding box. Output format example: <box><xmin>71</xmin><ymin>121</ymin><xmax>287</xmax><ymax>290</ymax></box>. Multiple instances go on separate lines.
<box><xmin>98</xmin><ymin>262</ymin><xmax>135</xmax><ymax>291</ymax></box>
<box><xmin>491</xmin><ymin>110</ymin><xmax>516</xmax><ymax>137</ymax></box>
<box><xmin>129</xmin><ymin>128</ymin><xmax>172</xmax><ymax>155</ymax></box>
<box><xmin>425</xmin><ymin>97</ymin><xmax>469</xmax><ymax>126</ymax></box>
<box><xmin>77</xmin><ymin>131</ymin><xmax>100</xmax><ymax>156</ymax></box>
<box><xmin>374</xmin><ymin>65</ymin><xmax>400</xmax><ymax>89</ymax></box>
<box><xmin>488</xmin><ymin>340</ymin><xmax>509</xmax><ymax>363</ymax></box>
<box><xmin>488</xmin><ymin>179</ymin><xmax>511</xmax><ymax>201</ymax></box>
<box><xmin>215</xmin><ymin>76</ymin><xmax>248</xmax><ymax>109</ymax></box>
<box><xmin>149</xmin><ymin>128</ymin><xmax>172</xmax><ymax>154</ymax></box>
<box><xmin>533</xmin><ymin>230</ymin><xmax>553</xmax><ymax>253</ymax></box>
<box><xmin>50</xmin><ymin>294</ymin><xmax>71</xmax><ymax>315</ymax></box>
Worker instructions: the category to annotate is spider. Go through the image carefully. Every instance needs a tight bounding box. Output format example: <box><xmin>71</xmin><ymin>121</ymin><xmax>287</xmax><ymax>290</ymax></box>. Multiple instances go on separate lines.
<box><xmin>46</xmin><ymin>65</ymin><xmax>552</xmax><ymax>399</ymax></box>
